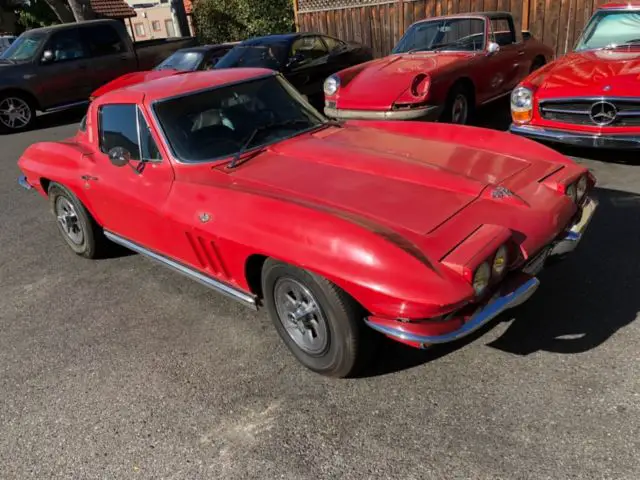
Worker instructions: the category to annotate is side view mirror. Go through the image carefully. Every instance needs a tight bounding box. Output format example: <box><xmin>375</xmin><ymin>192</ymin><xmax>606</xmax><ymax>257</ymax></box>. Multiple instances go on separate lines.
<box><xmin>487</xmin><ymin>42</ymin><xmax>500</xmax><ymax>55</ymax></box>
<box><xmin>41</xmin><ymin>50</ymin><xmax>54</xmax><ymax>63</ymax></box>
<box><xmin>108</xmin><ymin>146</ymin><xmax>132</xmax><ymax>167</ymax></box>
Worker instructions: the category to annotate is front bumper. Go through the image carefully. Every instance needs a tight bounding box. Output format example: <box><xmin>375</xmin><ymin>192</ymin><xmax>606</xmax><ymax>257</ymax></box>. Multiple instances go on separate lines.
<box><xmin>365</xmin><ymin>196</ymin><xmax>598</xmax><ymax>348</ymax></box>
<box><xmin>18</xmin><ymin>175</ymin><xmax>33</xmax><ymax>191</ymax></box>
<box><xmin>510</xmin><ymin>124</ymin><xmax>640</xmax><ymax>149</ymax></box>
<box><xmin>324</xmin><ymin>104</ymin><xmax>442</xmax><ymax>121</ymax></box>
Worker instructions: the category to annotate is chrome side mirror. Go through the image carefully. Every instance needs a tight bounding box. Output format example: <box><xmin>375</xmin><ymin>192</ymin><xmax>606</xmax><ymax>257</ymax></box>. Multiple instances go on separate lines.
<box><xmin>41</xmin><ymin>50</ymin><xmax>54</xmax><ymax>63</ymax></box>
<box><xmin>487</xmin><ymin>42</ymin><xmax>500</xmax><ymax>55</ymax></box>
<box><xmin>108</xmin><ymin>146</ymin><xmax>132</xmax><ymax>167</ymax></box>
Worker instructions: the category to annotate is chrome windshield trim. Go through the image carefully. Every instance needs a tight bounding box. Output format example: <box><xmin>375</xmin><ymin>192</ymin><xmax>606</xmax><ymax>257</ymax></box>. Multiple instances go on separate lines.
<box><xmin>104</xmin><ymin>231</ymin><xmax>258</xmax><ymax>310</ymax></box>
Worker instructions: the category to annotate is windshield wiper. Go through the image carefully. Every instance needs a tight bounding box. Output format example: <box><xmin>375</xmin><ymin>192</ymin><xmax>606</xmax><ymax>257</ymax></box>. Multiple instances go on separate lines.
<box><xmin>228</xmin><ymin>119</ymin><xmax>313</xmax><ymax>169</ymax></box>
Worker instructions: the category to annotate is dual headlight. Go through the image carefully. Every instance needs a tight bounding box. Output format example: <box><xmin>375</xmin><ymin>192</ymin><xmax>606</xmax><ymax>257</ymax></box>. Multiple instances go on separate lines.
<box><xmin>324</xmin><ymin>75</ymin><xmax>340</xmax><ymax>96</ymax></box>
<box><xmin>511</xmin><ymin>86</ymin><xmax>533</xmax><ymax>124</ymax></box>
<box><xmin>565</xmin><ymin>174</ymin><xmax>589</xmax><ymax>204</ymax></box>
<box><xmin>472</xmin><ymin>245</ymin><xmax>509</xmax><ymax>296</ymax></box>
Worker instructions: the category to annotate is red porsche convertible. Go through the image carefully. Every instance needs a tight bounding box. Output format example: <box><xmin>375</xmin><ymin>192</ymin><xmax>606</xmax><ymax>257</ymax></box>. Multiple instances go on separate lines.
<box><xmin>18</xmin><ymin>69</ymin><xmax>597</xmax><ymax>377</ymax></box>
<box><xmin>510</xmin><ymin>2</ymin><xmax>640</xmax><ymax>149</ymax></box>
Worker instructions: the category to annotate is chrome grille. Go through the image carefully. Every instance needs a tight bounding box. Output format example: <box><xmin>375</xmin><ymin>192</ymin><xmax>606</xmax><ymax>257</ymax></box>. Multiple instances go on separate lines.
<box><xmin>539</xmin><ymin>98</ymin><xmax>640</xmax><ymax>127</ymax></box>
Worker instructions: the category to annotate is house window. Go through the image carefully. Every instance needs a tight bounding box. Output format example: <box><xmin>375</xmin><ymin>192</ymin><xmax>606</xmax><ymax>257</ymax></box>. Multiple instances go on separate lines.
<box><xmin>134</xmin><ymin>23</ymin><xmax>145</xmax><ymax>37</ymax></box>
<box><xmin>152</xmin><ymin>21</ymin><xmax>161</xmax><ymax>32</ymax></box>
<box><xmin>165</xmin><ymin>19</ymin><xmax>176</xmax><ymax>37</ymax></box>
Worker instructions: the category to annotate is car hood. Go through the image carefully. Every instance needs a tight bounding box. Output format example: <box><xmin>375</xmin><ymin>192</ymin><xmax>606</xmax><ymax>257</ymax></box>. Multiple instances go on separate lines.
<box><xmin>228</xmin><ymin>124</ymin><xmax>533</xmax><ymax>235</ymax></box>
<box><xmin>533</xmin><ymin>49</ymin><xmax>640</xmax><ymax>98</ymax></box>
<box><xmin>91</xmin><ymin>69</ymin><xmax>180</xmax><ymax>98</ymax></box>
<box><xmin>335</xmin><ymin>52</ymin><xmax>473</xmax><ymax>110</ymax></box>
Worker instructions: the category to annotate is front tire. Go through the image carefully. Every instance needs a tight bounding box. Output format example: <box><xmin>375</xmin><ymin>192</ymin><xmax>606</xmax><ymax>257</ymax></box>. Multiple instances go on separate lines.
<box><xmin>262</xmin><ymin>259</ymin><xmax>371</xmax><ymax>378</ymax></box>
<box><xmin>0</xmin><ymin>93</ymin><xmax>36</xmax><ymax>134</ymax></box>
<box><xmin>441</xmin><ymin>83</ymin><xmax>473</xmax><ymax>125</ymax></box>
<box><xmin>48</xmin><ymin>183</ymin><xmax>107</xmax><ymax>259</ymax></box>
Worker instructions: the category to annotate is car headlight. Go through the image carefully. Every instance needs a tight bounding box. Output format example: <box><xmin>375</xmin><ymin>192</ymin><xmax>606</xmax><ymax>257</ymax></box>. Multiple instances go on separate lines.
<box><xmin>492</xmin><ymin>245</ymin><xmax>509</xmax><ymax>278</ymax></box>
<box><xmin>566</xmin><ymin>183</ymin><xmax>578</xmax><ymax>203</ymax></box>
<box><xmin>324</xmin><ymin>75</ymin><xmax>340</xmax><ymax>96</ymax></box>
<box><xmin>511</xmin><ymin>86</ymin><xmax>533</xmax><ymax>124</ymax></box>
<box><xmin>576</xmin><ymin>175</ymin><xmax>588</xmax><ymax>201</ymax></box>
<box><xmin>473</xmin><ymin>262</ymin><xmax>491</xmax><ymax>296</ymax></box>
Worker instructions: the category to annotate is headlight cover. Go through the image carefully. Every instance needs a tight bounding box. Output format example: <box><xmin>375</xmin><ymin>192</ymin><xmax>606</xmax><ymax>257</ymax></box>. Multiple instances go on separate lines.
<box><xmin>492</xmin><ymin>245</ymin><xmax>509</xmax><ymax>278</ymax></box>
<box><xmin>473</xmin><ymin>262</ymin><xmax>491</xmax><ymax>296</ymax></box>
<box><xmin>566</xmin><ymin>183</ymin><xmax>578</xmax><ymax>203</ymax></box>
<box><xmin>324</xmin><ymin>75</ymin><xmax>340</xmax><ymax>96</ymax></box>
<box><xmin>576</xmin><ymin>175</ymin><xmax>588</xmax><ymax>201</ymax></box>
<box><xmin>511</xmin><ymin>87</ymin><xmax>533</xmax><ymax>110</ymax></box>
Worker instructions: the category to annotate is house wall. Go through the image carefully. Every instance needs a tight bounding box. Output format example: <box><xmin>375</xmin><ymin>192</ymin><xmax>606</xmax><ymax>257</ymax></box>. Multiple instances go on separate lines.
<box><xmin>126</xmin><ymin>5</ymin><xmax>194</xmax><ymax>40</ymax></box>
<box><xmin>296</xmin><ymin>0</ymin><xmax>611</xmax><ymax>58</ymax></box>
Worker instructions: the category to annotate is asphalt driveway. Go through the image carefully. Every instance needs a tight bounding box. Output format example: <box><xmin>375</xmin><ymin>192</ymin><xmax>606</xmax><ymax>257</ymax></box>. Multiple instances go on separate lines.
<box><xmin>0</xmin><ymin>106</ymin><xmax>638</xmax><ymax>479</ymax></box>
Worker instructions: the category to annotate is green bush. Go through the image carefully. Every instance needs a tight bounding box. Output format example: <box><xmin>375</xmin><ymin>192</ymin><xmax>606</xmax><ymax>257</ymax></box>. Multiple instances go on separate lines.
<box><xmin>193</xmin><ymin>0</ymin><xmax>295</xmax><ymax>44</ymax></box>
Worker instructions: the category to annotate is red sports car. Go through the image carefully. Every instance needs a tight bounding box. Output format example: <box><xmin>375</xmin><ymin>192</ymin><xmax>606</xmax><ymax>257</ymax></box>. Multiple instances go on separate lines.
<box><xmin>510</xmin><ymin>2</ymin><xmax>640</xmax><ymax>149</ymax></box>
<box><xmin>18</xmin><ymin>69</ymin><xmax>597</xmax><ymax>377</ymax></box>
<box><xmin>324</xmin><ymin>12</ymin><xmax>553</xmax><ymax>125</ymax></box>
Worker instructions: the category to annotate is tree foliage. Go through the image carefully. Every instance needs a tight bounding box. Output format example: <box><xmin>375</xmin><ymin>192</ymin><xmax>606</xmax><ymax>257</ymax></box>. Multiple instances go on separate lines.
<box><xmin>193</xmin><ymin>0</ymin><xmax>295</xmax><ymax>44</ymax></box>
<box><xmin>13</xmin><ymin>0</ymin><xmax>61</xmax><ymax>30</ymax></box>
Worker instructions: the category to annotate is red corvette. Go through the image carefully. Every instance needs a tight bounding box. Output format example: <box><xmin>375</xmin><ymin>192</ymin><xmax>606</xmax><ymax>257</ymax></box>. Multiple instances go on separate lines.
<box><xmin>511</xmin><ymin>2</ymin><xmax>640</xmax><ymax>149</ymax></box>
<box><xmin>324</xmin><ymin>12</ymin><xmax>553</xmax><ymax>125</ymax></box>
<box><xmin>18</xmin><ymin>69</ymin><xmax>597</xmax><ymax>377</ymax></box>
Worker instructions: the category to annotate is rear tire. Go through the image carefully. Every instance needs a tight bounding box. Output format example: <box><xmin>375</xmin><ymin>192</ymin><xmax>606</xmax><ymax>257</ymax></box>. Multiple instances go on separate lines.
<box><xmin>48</xmin><ymin>183</ymin><xmax>107</xmax><ymax>259</ymax></box>
<box><xmin>262</xmin><ymin>259</ymin><xmax>374</xmax><ymax>378</ymax></box>
<box><xmin>0</xmin><ymin>92</ymin><xmax>36</xmax><ymax>134</ymax></box>
<box><xmin>441</xmin><ymin>83</ymin><xmax>474</xmax><ymax>125</ymax></box>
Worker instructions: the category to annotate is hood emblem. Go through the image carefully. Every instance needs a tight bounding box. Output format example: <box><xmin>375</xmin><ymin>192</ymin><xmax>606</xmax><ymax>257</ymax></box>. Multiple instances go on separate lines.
<box><xmin>603</xmin><ymin>85</ymin><xmax>612</xmax><ymax>92</ymax></box>
<box><xmin>491</xmin><ymin>186</ymin><xmax>515</xmax><ymax>199</ymax></box>
<box><xmin>590</xmin><ymin>101</ymin><xmax>617</xmax><ymax>126</ymax></box>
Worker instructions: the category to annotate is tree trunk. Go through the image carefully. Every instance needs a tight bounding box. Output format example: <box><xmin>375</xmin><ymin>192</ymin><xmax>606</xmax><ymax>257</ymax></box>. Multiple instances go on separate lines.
<box><xmin>43</xmin><ymin>0</ymin><xmax>76</xmax><ymax>23</ymax></box>
<box><xmin>67</xmin><ymin>0</ymin><xmax>95</xmax><ymax>21</ymax></box>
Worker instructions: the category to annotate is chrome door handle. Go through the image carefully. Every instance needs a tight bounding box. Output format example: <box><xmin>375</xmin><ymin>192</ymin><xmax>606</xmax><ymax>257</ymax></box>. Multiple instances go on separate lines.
<box><xmin>81</xmin><ymin>175</ymin><xmax>98</xmax><ymax>181</ymax></box>
<box><xmin>518</xmin><ymin>51</ymin><xmax>526</xmax><ymax>56</ymax></box>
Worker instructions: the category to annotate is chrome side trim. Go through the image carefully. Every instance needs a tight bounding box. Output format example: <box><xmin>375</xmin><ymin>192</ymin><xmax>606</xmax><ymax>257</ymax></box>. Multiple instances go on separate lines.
<box><xmin>510</xmin><ymin>123</ymin><xmax>640</xmax><ymax>149</ymax></box>
<box><xmin>104</xmin><ymin>231</ymin><xmax>258</xmax><ymax>310</ymax></box>
<box><xmin>479</xmin><ymin>90</ymin><xmax>511</xmax><ymax>106</ymax></box>
<box><xmin>540</xmin><ymin>107</ymin><xmax>590</xmax><ymax>115</ymax></box>
<box><xmin>365</xmin><ymin>277</ymin><xmax>541</xmax><ymax>346</ymax></box>
<box><xmin>45</xmin><ymin>100</ymin><xmax>90</xmax><ymax>114</ymax></box>
<box><xmin>324</xmin><ymin>105</ymin><xmax>442</xmax><ymax>121</ymax></box>
<box><xmin>18</xmin><ymin>175</ymin><xmax>33</xmax><ymax>190</ymax></box>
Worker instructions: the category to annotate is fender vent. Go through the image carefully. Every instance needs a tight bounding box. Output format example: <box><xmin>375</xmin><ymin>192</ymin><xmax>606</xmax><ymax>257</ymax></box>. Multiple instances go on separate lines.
<box><xmin>185</xmin><ymin>232</ymin><xmax>229</xmax><ymax>279</ymax></box>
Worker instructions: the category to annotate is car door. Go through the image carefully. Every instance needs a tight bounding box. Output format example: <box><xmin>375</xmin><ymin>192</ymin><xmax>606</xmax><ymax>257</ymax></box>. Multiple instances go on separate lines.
<box><xmin>483</xmin><ymin>17</ymin><xmax>523</xmax><ymax>97</ymax></box>
<box><xmin>35</xmin><ymin>28</ymin><xmax>91</xmax><ymax>109</ymax></box>
<box><xmin>284</xmin><ymin>35</ymin><xmax>331</xmax><ymax>102</ymax></box>
<box><xmin>81</xmin><ymin>101</ymin><xmax>176</xmax><ymax>254</ymax></box>
<box><xmin>80</xmin><ymin>24</ymin><xmax>136</xmax><ymax>93</ymax></box>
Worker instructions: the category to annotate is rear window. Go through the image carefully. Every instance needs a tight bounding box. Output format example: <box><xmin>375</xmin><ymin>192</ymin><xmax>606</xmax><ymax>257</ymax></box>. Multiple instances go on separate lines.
<box><xmin>82</xmin><ymin>25</ymin><xmax>126</xmax><ymax>56</ymax></box>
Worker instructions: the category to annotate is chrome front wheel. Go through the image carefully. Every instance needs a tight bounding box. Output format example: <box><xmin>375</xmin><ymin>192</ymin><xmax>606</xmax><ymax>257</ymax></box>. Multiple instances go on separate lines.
<box><xmin>0</xmin><ymin>96</ymin><xmax>34</xmax><ymax>131</ymax></box>
<box><xmin>451</xmin><ymin>94</ymin><xmax>469</xmax><ymax>125</ymax></box>
<box><xmin>55</xmin><ymin>196</ymin><xmax>84</xmax><ymax>246</ymax></box>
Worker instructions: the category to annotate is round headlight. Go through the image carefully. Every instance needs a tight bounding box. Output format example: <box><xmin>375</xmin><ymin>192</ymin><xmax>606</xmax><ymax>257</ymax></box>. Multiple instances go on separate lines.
<box><xmin>576</xmin><ymin>175</ymin><xmax>588</xmax><ymax>201</ymax></box>
<box><xmin>324</xmin><ymin>75</ymin><xmax>340</xmax><ymax>96</ymax></box>
<box><xmin>473</xmin><ymin>262</ymin><xmax>491</xmax><ymax>296</ymax></box>
<box><xmin>511</xmin><ymin>87</ymin><xmax>533</xmax><ymax>111</ymax></box>
<box><xmin>492</xmin><ymin>245</ymin><xmax>509</xmax><ymax>278</ymax></box>
<box><xmin>566</xmin><ymin>183</ymin><xmax>578</xmax><ymax>203</ymax></box>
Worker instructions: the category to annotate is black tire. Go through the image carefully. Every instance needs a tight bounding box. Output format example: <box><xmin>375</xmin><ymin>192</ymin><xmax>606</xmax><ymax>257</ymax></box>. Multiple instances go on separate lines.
<box><xmin>441</xmin><ymin>82</ymin><xmax>474</xmax><ymax>125</ymax></box>
<box><xmin>48</xmin><ymin>183</ymin><xmax>107</xmax><ymax>259</ymax></box>
<box><xmin>262</xmin><ymin>259</ymin><xmax>375</xmax><ymax>378</ymax></box>
<box><xmin>0</xmin><ymin>92</ymin><xmax>37</xmax><ymax>134</ymax></box>
<box><xmin>530</xmin><ymin>56</ymin><xmax>546</xmax><ymax>73</ymax></box>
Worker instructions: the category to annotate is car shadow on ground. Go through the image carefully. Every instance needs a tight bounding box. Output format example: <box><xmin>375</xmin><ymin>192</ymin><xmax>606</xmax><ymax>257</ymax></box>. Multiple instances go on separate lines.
<box><xmin>363</xmin><ymin>186</ymin><xmax>640</xmax><ymax>377</ymax></box>
<box><xmin>35</xmin><ymin>106</ymin><xmax>87</xmax><ymax>131</ymax></box>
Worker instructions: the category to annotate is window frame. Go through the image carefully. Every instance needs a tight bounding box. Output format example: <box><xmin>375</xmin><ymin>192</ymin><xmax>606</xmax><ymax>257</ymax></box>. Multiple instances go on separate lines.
<box><xmin>134</xmin><ymin>23</ymin><xmax>146</xmax><ymax>37</ymax></box>
<box><xmin>151</xmin><ymin>21</ymin><xmax>162</xmax><ymax>32</ymax></box>
<box><xmin>98</xmin><ymin>103</ymin><xmax>163</xmax><ymax>163</ymax></box>
<box><xmin>490</xmin><ymin>16</ymin><xmax>517</xmax><ymax>46</ymax></box>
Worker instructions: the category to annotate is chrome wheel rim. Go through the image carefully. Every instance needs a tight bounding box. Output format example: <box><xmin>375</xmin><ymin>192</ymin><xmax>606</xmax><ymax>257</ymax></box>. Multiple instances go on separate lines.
<box><xmin>0</xmin><ymin>97</ymin><xmax>32</xmax><ymax>130</ymax></box>
<box><xmin>451</xmin><ymin>94</ymin><xmax>468</xmax><ymax>124</ymax></box>
<box><xmin>274</xmin><ymin>278</ymin><xmax>329</xmax><ymax>355</ymax></box>
<box><xmin>55</xmin><ymin>197</ymin><xmax>84</xmax><ymax>245</ymax></box>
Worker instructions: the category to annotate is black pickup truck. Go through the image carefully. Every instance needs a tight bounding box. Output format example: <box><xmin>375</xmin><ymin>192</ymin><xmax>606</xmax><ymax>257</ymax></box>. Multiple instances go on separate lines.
<box><xmin>0</xmin><ymin>19</ymin><xmax>197</xmax><ymax>133</ymax></box>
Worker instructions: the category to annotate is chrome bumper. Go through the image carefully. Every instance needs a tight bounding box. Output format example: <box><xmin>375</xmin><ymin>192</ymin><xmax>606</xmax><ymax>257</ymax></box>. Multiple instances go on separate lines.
<box><xmin>510</xmin><ymin>124</ymin><xmax>640</xmax><ymax>149</ymax></box>
<box><xmin>365</xmin><ymin>276</ymin><xmax>541</xmax><ymax>346</ymax></box>
<box><xmin>18</xmin><ymin>175</ymin><xmax>33</xmax><ymax>191</ymax></box>
<box><xmin>550</xmin><ymin>197</ymin><xmax>598</xmax><ymax>257</ymax></box>
<box><xmin>324</xmin><ymin>105</ymin><xmax>442</xmax><ymax>121</ymax></box>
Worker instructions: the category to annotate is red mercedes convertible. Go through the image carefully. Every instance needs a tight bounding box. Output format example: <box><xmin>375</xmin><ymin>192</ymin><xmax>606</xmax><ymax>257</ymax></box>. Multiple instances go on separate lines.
<box><xmin>18</xmin><ymin>69</ymin><xmax>597</xmax><ymax>377</ymax></box>
<box><xmin>511</xmin><ymin>2</ymin><xmax>640</xmax><ymax>149</ymax></box>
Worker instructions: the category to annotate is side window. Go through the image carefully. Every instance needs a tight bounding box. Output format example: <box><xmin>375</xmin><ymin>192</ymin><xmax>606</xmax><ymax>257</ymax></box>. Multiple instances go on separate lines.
<box><xmin>44</xmin><ymin>29</ymin><xmax>89</xmax><ymax>63</ymax></box>
<box><xmin>99</xmin><ymin>104</ymin><xmax>162</xmax><ymax>162</ymax></box>
<box><xmin>291</xmin><ymin>36</ymin><xmax>329</xmax><ymax>62</ymax></box>
<box><xmin>322</xmin><ymin>36</ymin><xmax>344</xmax><ymax>52</ymax></box>
<box><xmin>490</xmin><ymin>18</ymin><xmax>515</xmax><ymax>46</ymax></box>
<box><xmin>83</xmin><ymin>25</ymin><xmax>126</xmax><ymax>57</ymax></box>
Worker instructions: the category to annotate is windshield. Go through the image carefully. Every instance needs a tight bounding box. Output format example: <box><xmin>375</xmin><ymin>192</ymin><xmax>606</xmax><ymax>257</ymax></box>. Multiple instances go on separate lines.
<box><xmin>155</xmin><ymin>50</ymin><xmax>203</xmax><ymax>71</ymax></box>
<box><xmin>153</xmin><ymin>75</ymin><xmax>325</xmax><ymax>162</ymax></box>
<box><xmin>393</xmin><ymin>18</ymin><xmax>486</xmax><ymax>54</ymax></box>
<box><xmin>215</xmin><ymin>45</ymin><xmax>286</xmax><ymax>70</ymax></box>
<box><xmin>0</xmin><ymin>32</ymin><xmax>46</xmax><ymax>61</ymax></box>
<box><xmin>576</xmin><ymin>10</ymin><xmax>640</xmax><ymax>51</ymax></box>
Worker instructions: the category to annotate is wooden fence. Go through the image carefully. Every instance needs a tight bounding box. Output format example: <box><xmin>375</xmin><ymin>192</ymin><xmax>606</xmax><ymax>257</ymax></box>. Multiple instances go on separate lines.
<box><xmin>295</xmin><ymin>0</ymin><xmax>611</xmax><ymax>58</ymax></box>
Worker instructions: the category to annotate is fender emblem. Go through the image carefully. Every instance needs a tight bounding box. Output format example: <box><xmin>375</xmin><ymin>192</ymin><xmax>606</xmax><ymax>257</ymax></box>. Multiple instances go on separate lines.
<box><xmin>199</xmin><ymin>213</ymin><xmax>211</xmax><ymax>223</ymax></box>
<box><xmin>491</xmin><ymin>186</ymin><xmax>515</xmax><ymax>199</ymax></box>
<box><xmin>603</xmin><ymin>85</ymin><xmax>612</xmax><ymax>92</ymax></box>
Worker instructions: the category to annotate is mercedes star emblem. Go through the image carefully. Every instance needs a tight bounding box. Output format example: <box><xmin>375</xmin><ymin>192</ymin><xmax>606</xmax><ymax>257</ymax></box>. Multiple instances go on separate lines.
<box><xmin>589</xmin><ymin>101</ymin><xmax>617</xmax><ymax>126</ymax></box>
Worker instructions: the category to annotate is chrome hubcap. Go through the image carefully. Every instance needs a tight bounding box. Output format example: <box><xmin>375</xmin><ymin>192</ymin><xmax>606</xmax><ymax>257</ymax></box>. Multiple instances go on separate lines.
<box><xmin>55</xmin><ymin>197</ymin><xmax>83</xmax><ymax>245</ymax></box>
<box><xmin>274</xmin><ymin>278</ymin><xmax>329</xmax><ymax>355</ymax></box>
<box><xmin>0</xmin><ymin>97</ymin><xmax>31</xmax><ymax>129</ymax></box>
<box><xmin>451</xmin><ymin>94</ymin><xmax>468</xmax><ymax>124</ymax></box>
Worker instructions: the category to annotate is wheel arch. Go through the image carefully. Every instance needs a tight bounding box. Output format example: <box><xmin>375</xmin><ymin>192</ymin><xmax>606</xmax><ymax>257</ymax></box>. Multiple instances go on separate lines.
<box><xmin>0</xmin><ymin>87</ymin><xmax>41</xmax><ymax>111</ymax></box>
<box><xmin>449</xmin><ymin>76</ymin><xmax>476</xmax><ymax>105</ymax></box>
